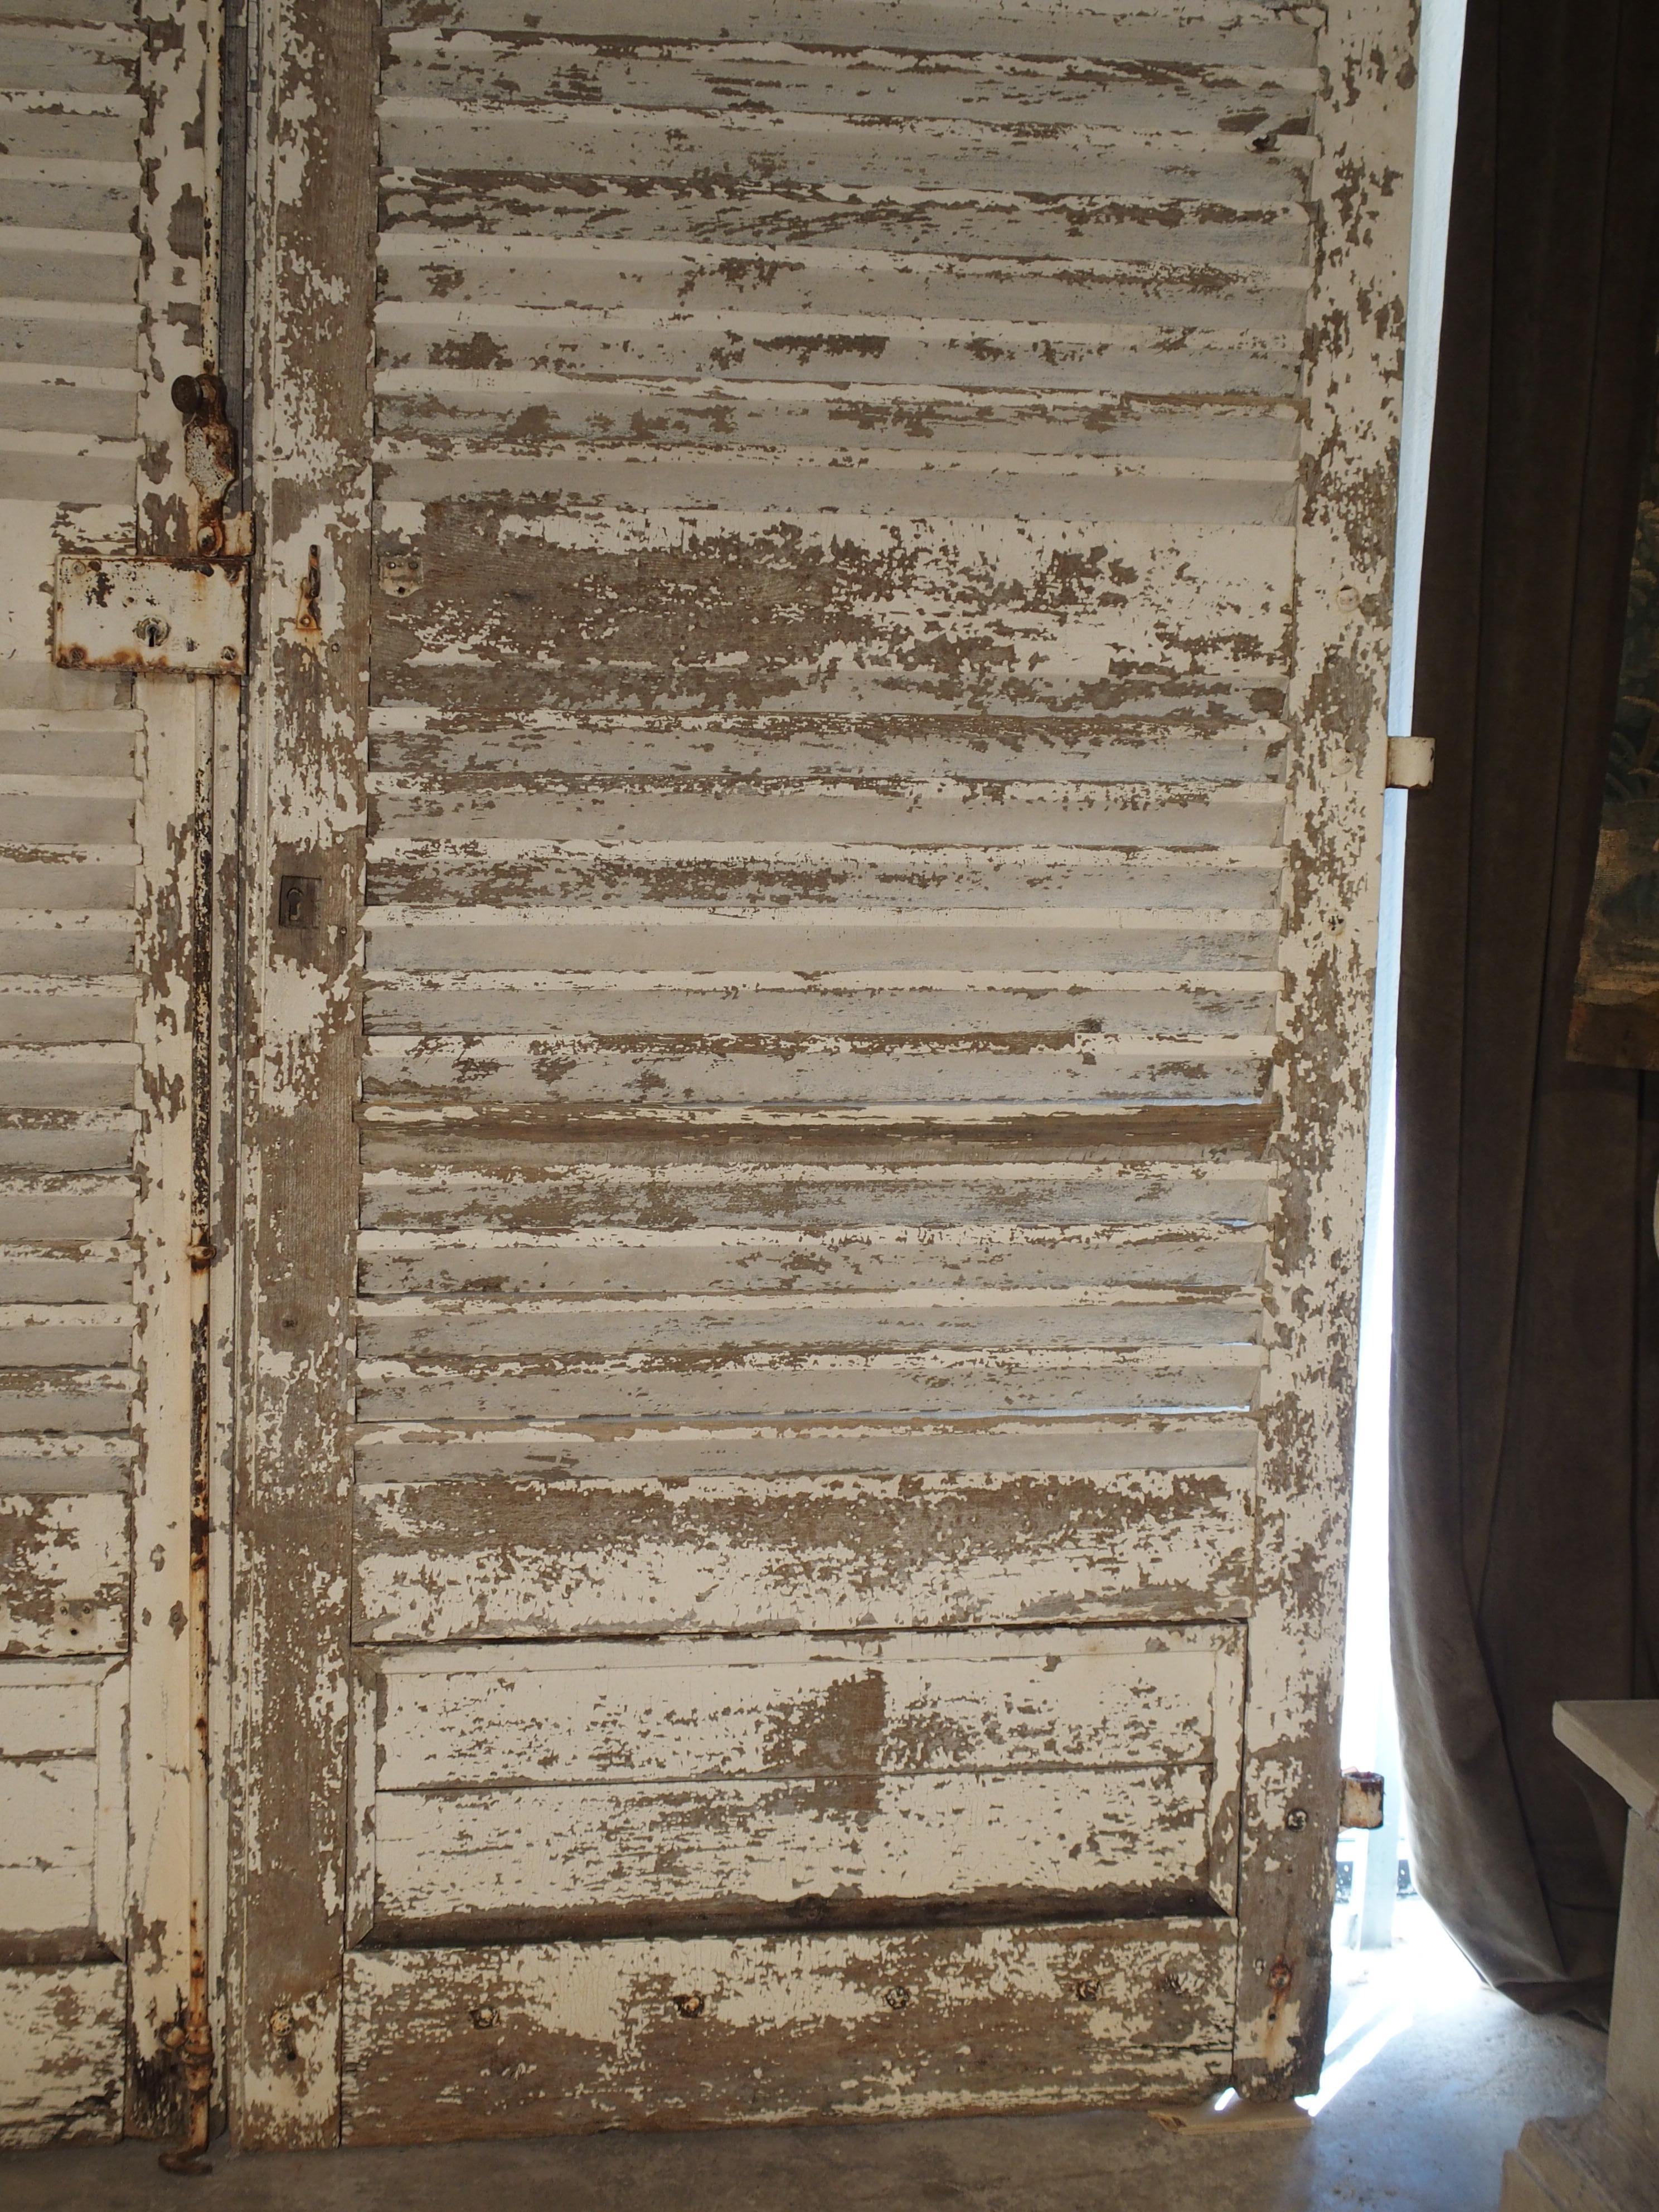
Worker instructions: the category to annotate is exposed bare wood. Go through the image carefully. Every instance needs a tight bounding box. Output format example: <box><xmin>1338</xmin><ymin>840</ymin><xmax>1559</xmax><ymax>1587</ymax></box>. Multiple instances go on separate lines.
<box><xmin>205</xmin><ymin>0</ymin><xmax>1410</xmax><ymax>2142</ymax></box>
<box><xmin>1231</xmin><ymin>0</ymin><xmax>1415</xmax><ymax>2099</ymax></box>
<box><xmin>341</xmin><ymin>1918</ymin><xmax>1237</xmax><ymax>2143</ymax></box>
<box><xmin>0</xmin><ymin>1656</ymin><xmax>127</xmax><ymax>1966</ymax></box>
<box><xmin>0</xmin><ymin>0</ymin><xmax>145</xmax><ymax>2147</ymax></box>
<box><xmin>376</xmin><ymin>1454</ymin><xmax>1253</xmax><ymax>1644</ymax></box>
<box><xmin>123</xmin><ymin>0</ymin><xmax>219</xmax><ymax>2142</ymax></box>
<box><xmin>0</xmin><ymin>1963</ymin><xmax>124</xmax><ymax>2146</ymax></box>
<box><xmin>356</xmin><ymin>1628</ymin><xmax>1243</xmax><ymax>1944</ymax></box>
<box><xmin>0</xmin><ymin>1490</ymin><xmax>127</xmax><ymax>1653</ymax></box>
<box><xmin>226</xmin><ymin>0</ymin><xmax>375</xmax><ymax>2149</ymax></box>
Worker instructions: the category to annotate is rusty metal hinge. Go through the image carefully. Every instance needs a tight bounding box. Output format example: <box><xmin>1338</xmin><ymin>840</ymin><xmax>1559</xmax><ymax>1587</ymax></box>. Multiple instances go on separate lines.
<box><xmin>1385</xmin><ymin>735</ymin><xmax>1435</xmax><ymax>789</ymax></box>
<box><xmin>1340</xmin><ymin>1769</ymin><xmax>1385</xmax><ymax>1830</ymax></box>
<box><xmin>52</xmin><ymin>552</ymin><xmax>247</xmax><ymax>677</ymax></box>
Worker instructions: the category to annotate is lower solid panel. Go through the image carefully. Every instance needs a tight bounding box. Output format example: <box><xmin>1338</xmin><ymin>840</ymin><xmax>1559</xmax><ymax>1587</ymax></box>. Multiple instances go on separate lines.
<box><xmin>0</xmin><ymin>1491</ymin><xmax>128</xmax><ymax>1656</ymax></box>
<box><xmin>0</xmin><ymin>1962</ymin><xmax>124</xmax><ymax>2146</ymax></box>
<box><xmin>341</xmin><ymin>1918</ymin><xmax>1236</xmax><ymax>2144</ymax></box>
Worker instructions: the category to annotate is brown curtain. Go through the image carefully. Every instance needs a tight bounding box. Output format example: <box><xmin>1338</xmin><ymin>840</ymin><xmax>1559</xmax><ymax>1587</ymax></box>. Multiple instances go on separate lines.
<box><xmin>1391</xmin><ymin>0</ymin><xmax>1659</xmax><ymax>2017</ymax></box>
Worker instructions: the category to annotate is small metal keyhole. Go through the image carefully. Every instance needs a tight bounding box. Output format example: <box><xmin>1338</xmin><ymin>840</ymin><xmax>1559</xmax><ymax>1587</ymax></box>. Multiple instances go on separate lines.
<box><xmin>135</xmin><ymin>617</ymin><xmax>170</xmax><ymax>648</ymax></box>
<box><xmin>277</xmin><ymin>875</ymin><xmax>320</xmax><ymax>929</ymax></box>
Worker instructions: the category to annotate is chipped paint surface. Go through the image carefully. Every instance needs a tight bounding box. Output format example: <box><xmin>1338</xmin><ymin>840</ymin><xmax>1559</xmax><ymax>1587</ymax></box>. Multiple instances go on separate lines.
<box><xmin>0</xmin><ymin>1658</ymin><xmax>128</xmax><ymax>1968</ymax></box>
<box><xmin>352</xmin><ymin>1628</ymin><xmax>1244</xmax><ymax>1946</ymax></box>
<box><xmin>228</xmin><ymin>0</ymin><xmax>1413</xmax><ymax>2140</ymax></box>
<box><xmin>1233</xmin><ymin>0</ymin><xmax>1415</xmax><ymax>2099</ymax></box>
<box><xmin>0</xmin><ymin>1963</ymin><xmax>126</xmax><ymax>2148</ymax></box>
<box><xmin>125</xmin><ymin>0</ymin><xmax>224</xmax><ymax>2148</ymax></box>
<box><xmin>0</xmin><ymin>1666</ymin><xmax>130</xmax><ymax>2132</ymax></box>
<box><xmin>0</xmin><ymin>0</ymin><xmax>149</xmax><ymax>2150</ymax></box>
<box><xmin>341</xmin><ymin>1918</ymin><xmax>1238</xmax><ymax>2141</ymax></box>
<box><xmin>226</xmin><ymin>0</ymin><xmax>375</xmax><ymax>2152</ymax></box>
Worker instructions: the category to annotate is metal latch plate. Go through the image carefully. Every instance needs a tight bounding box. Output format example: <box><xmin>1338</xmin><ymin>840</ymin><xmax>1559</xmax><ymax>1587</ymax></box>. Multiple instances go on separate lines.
<box><xmin>53</xmin><ymin>554</ymin><xmax>247</xmax><ymax>676</ymax></box>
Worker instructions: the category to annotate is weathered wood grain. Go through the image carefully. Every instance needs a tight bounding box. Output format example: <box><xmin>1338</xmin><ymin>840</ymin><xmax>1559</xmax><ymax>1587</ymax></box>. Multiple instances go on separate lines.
<box><xmin>0</xmin><ymin>0</ymin><xmax>138</xmax><ymax>552</ymax></box>
<box><xmin>340</xmin><ymin>1918</ymin><xmax>1236</xmax><ymax>2142</ymax></box>
<box><xmin>373</xmin><ymin>1770</ymin><xmax>1217</xmax><ymax>1940</ymax></box>
<box><xmin>0</xmin><ymin>1244</ymin><xmax>131</xmax><ymax>1301</ymax></box>
<box><xmin>0</xmin><ymin>1432</ymin><xmax>130</xmax><ymax>1493</ymax></box>
<box><xmin>377</xmin><ymin>105</ymin><xmax>1312</xmax><ymax>206</ymax></box>
<box><xmin>359</xmin><ymin>1151</ymin><xmax>1274</xmax><ymax>1231</ymax></box>
<box><xmin>368</xmin><ymin>846</ymin><xmax>1286</xmax><ymax>917</ymax></box>
<box><xmin>227</xmin><ymin>0</ymin><xmax>376</xmax><ymax>2149</ymax></box>
<box><xmin>353</xmin><ymin>1408</ymin><xmax>1258</xmax><ymax>1480</ymax></box>
<box><xmin>357</xmin><ymin>1344</ymin><xmax>1262</xmax><ymax>1427</ymax></box>
<box><xmin>0</xmin><ymin>24</ymin><xmax>139</xmax><ymax>93</ymax></box>
<box><xmin>0</xmin><ymin>1655</ymin><xmax>125</xmax><ymax>1967</ymax></box>
<box><xmin>375</xmin><ymin>246</ymin><xmax>1309</xmax><ymax>336</ymax></box>
<box><xmin>1230</xmin><ymin>0</ymin><xmax>1414</xmax><ymax>2099</ymax></box>
<box><xmin>312</xmin><ymin>0</ymin><xmax>1405</xmax><ymax>2136</ymax></box>
<box><xmin>368</xmin><ymin>775</ymin><xmax>1286</xmax><ymax>848</ymax></box>
<box><xmin>0</xmin><ymin>1172</ymin><xmax>133</xmax><ymax>1239</ymax></box>
<box><xmin>0</xmin><ymin>0</ymin><xmax>144</xmax><ymax>2139</ymax></box>
<box><xmin>354</xmin><ymin>1456</ymin><xmax>1253</xmax><ymax>1640</ymax></box>
<box><xmin>378</xmin><ymin>38</ymin><xmax>1320</xmax><ymax>130</ymax></box>
<box><xmin>381</xmin><ymin>168</ymin><xmax>1310</xmax><ymax>265</ymax></box>
<box><xmin>371</xmin><ymin>1628</ymin><xmax>1236</xmax><ymax>1783</ymax></box>
<box><xmin>0</xmin><ymin>1756</ymin><xmax>98</xmax><ymax>1949</ymax></box>
<box><xmin>372</xmin><ymin>504</ymin><xmax>1293</xmax><ymax>716</ymax></box>
<box><xmin>380</xmin><ymin>3</ymin><xmax>1317</xmax><ymax>69</ymax></box>
<box><xmin>360</xmin><ymin>1288</ymin><xmax>1258</xmax><ymax>1360</ymax></box>
<box><xmin>0</xmin><ymin>1962</ymin><xmax>124</xmax><ymax>2145</ymax></box>
<box><xmin>366</xmin><ymin>709</ymin><xmax>1288</xmax><ymax>779</ymax></box>
<box><xmin>0</xmin><ymin>1367</ymin><xmax>130</xmax><ymax>1433</ymax></box>
<box><xmin>360</xmin><ymin>1037</ymin><xmax>1273</xmax><ymax>1112</ymax></box>
<box><xmin>120</xmin><ymin>0</ymin><xmax>222</xmax><ymax>2135</ymax></box>
<box><xmin>361</xmin><ymin>1628</ymin><xmax>1241</xmax><ymax>1941</ymax></box>
<box><xmin>0</xmin><ymin>1490</ymin><xmax>126</xmax><ymax>1653</ymax></box>
<box><xmin>357</xmin><ymin>1222</ymin><xmax>1266</xmax><ymax>1297</ymax></box>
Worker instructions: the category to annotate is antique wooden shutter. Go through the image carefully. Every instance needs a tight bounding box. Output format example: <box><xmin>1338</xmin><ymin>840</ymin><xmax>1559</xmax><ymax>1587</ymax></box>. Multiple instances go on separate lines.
<box><xmin>233</xmin><ymin>0</ymin><xmax>1415</xmax><ymax>2145</ymax></box>
<box><xmin>0</xmin><ymin>0</ymin><xmax>227</xmax><ymax>2148</ymax></box>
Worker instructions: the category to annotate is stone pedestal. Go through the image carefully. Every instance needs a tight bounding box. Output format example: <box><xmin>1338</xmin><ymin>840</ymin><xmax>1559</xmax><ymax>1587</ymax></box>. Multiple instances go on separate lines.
<box><xmin>1500</xmin><ymin>1702</ymin><xmax>1659</xmax><ymax>2212</ymax></box>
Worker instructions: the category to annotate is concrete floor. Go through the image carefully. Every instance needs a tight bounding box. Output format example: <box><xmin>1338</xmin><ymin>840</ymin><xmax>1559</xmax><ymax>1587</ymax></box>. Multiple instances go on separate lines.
<box><xmin>2</xmin><ymin>1914</ymin><xmax>1608</xmax><ymax>2212</ymax></box>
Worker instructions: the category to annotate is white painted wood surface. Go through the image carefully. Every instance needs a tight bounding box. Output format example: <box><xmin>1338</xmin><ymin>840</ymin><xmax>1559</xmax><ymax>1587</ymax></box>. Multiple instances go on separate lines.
<box><xmin>355</xmin><ymin>1628</ymin><xmax>1244</xmax><ymax>1939</ymax></box>
<box><xmin>0</xmin><ymin>0</ymin><xmax>224</xmax><ymax>2147</ymax></box>
<box><xmin>227</xmin><ymin>0</ymin><xmax>1414</xmax><ymax>2141</ymax></box>
<box><xmin>0</xmin><ymin>0</ymin><xmax>1415</xmax><ymax>2147</ymax></box>
<box><xmin>0</xmin><ymin>1655</ymin><xmax>127</xmax><ymax>1961</ymax></box>
<box><xmin>0</xmin><ymin>1963</ymin><xmax>125</xmax><ymax>2147</ymax></box>
<box><xmin>342</xmin><ymin>1916</ymin><xmax>1238</xmax><ymax>2141</ymax></box>
<box><xmin>0</xmin><ymin>0</ymin><xmax>1419</xmax><ymax>2150</ymax></box>
<box><xmin>0</xmin><ymin>0</ymin><xmax>143</xmax><ymax>2148</ymax></box>
<box><xmin>124</xmin><ymin>0</ymin><xmax>224</xmax><ymax>2135</ymax></box>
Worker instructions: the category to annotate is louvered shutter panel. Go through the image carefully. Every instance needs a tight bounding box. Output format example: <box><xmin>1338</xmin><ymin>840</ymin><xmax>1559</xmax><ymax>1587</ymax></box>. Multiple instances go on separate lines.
<box><xmin>0</xmin><ymin>0</ymin><xmax>220</xmax><ymax>2146</ymax></box>
<box><xmin>234</xmin><ymin>0</ymin><xmax>1414</xmax><ymax>2140</ymax></box>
